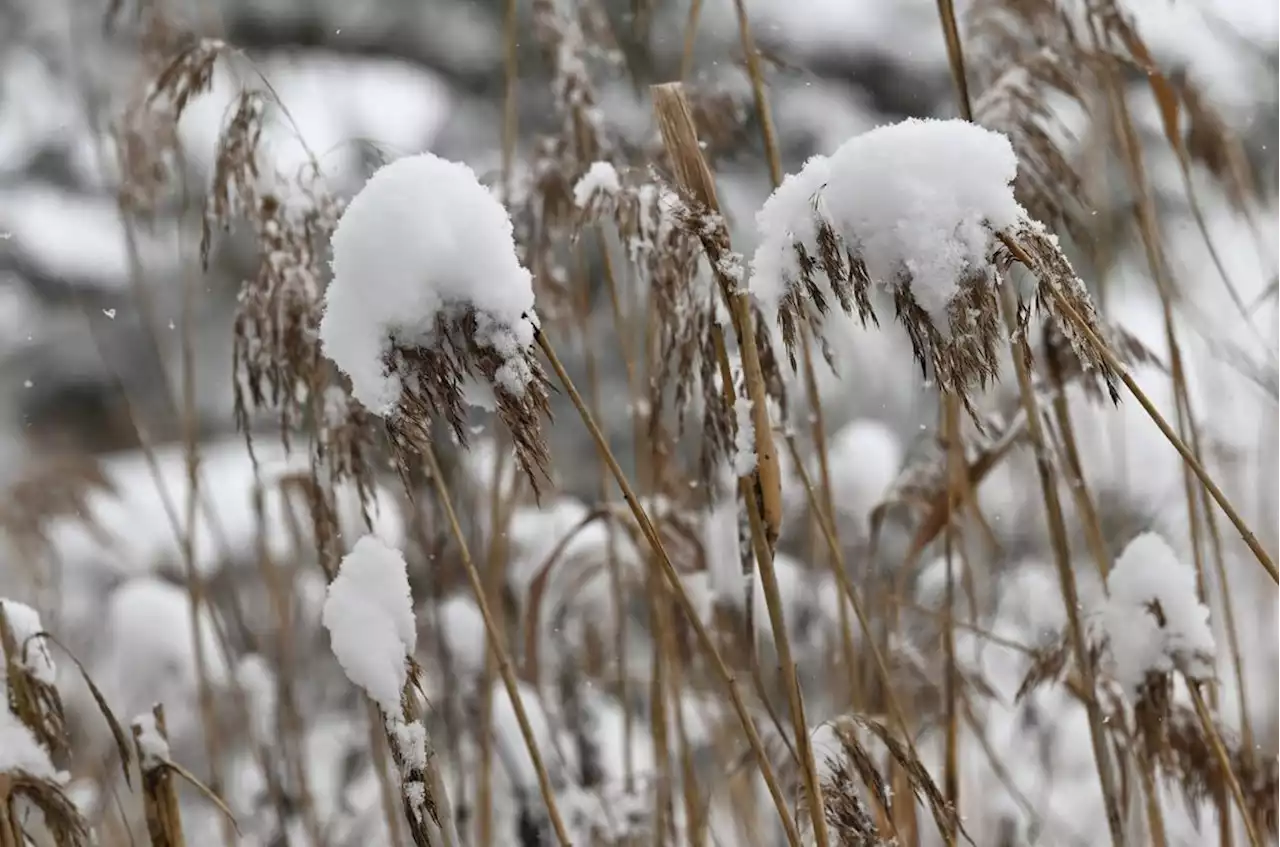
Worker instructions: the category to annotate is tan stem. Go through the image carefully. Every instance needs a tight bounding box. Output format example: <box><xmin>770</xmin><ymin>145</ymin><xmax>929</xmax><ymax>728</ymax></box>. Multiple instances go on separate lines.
<box><xmin>650</xmin><ymin>82</ymin><xmax>783</xmax><ymax>550</ymax></box>
<box><xmin>536</xmin><ymin>330</ymin><xmax>804</xmax><ymax>847</ymax></box>
<box><xmin>1188</xmin><ymin>684</ymin><xmax>1262</xmax><ymax>847</ymax></box>
<box><xmin>680</xmin><ymin>0</ymin><xmax>704</xmax><ymax>81</ymax></box>
<box><xmin>418</xmin><ymin>443</ymin><xmax>573</xmax><ymax>846</ymax></box>
<box><xmin>1043</xmin><ymin>283</ymin><xmax>1278</xmax><ymax>584</ymax></box>
<box><xmin>999</xmin><ymin>285</ymin><xmax>1127</xmax><ymax>847</ymax></box>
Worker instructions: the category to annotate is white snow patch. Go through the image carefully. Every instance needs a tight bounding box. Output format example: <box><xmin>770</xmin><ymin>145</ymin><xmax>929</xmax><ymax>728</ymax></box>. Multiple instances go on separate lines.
<box><xmin>322</xmin><ymin>535</ymin><xmax>417</xmax><ymax>714</ymax></box>
<box><xmin>0</xmin><ymin>599</ymin><xmax>55</xmax><ymax>686</ymax></box>
<box><xmin>0</xmin><ymin>599</ymin><xmax>58</xmax><ymax>779</ymax></box>
<box><xmin>132</xmin><ymin>712</ymin><xmax>171</xmax><ymax>768</ymax></box>
<box><xmin>98</xmin><ymin>577</ymin><xmax>229</xmax><ymax>741</ymax></box>
<box><xmin>32</xmin><ymin>437</ymin><xmax>404</xmax><ymax>586</ymax></box>
<box><xmin>1101</xmin><ymin>532</ymin><xmax>1216</xmax><ymax>696</ymax></box>
<box><xmin>822</xmin><ymin>418</ymin><xmax>903</xmax><ymax>536</ymax></box>
<box><xmin>392</xmin><ymin>719</ymin><xmax>428</xmax><ymax>771</ymax></box>
<box><xmin>573</xmin><ymin>161</ymin><xmax>621</xmax><ymax>209</ymax></box>
<box><xmin>320</xmin><ymin>152</ymin><xmax>539</xmax><ymax>414</ymax></box>
<box><xmin>0</xmin><ymin>709</ymin><xmax>56</xmax><ymax>777</ymax></box>
<box><xmin>750</xmin><ymin>118</ymin><xmax>1023</xmax><ymax>330</ymax></box>
<box><xmin>434</xmin><ymin>595</ymin><xmax>487</xmax><ymax>676</ymax></box>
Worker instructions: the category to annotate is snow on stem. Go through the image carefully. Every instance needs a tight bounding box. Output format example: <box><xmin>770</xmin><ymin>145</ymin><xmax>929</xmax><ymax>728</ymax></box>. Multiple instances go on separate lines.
<box><xmin>321</xmin><ymin>535</ymin><xmax>417</xmax><ymax>715</ymax></box>
<box><xmin>322</xmin><ymin>535</ymin><xmax>454</xmax><ymax>846</ymax></box>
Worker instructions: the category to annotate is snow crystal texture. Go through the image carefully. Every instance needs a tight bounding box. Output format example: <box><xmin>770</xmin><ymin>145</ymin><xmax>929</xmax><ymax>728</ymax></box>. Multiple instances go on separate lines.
<box><xmin>320</xmin><ymin>153</ymin><xmax>537</xmax><ymax>414</ymax></box>
<box><xmin>750</xmin><ymin>118</ymin><xmax>1024</xmax><ymax>326</ymax></box>
<box><xmin>322</xmin><ymin>535</ymin><xmax>418</xmax><ymax>714</ymax></box>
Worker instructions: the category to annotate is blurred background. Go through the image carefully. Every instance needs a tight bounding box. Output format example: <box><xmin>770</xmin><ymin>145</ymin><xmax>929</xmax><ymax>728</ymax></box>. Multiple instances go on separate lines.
<box><xmin>0</xmin><ymin>0</ymin><xmax>1276</xmax><ymax>844</ymax></box>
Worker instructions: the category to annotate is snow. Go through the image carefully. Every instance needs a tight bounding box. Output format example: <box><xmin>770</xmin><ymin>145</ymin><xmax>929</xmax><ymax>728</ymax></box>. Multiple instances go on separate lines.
<box><xmin>97</xmin><ymin>577</ymin><xmax>229</xmax><ymax>741</ymax></box>
<box><xmin>177</xmin><ymin>54</ymin><xmax>450</xmax><ymax>190</ymax></box>
<box><xmin>434</xmin><ymin>595</ymin><xmax>487</xmax><ymax>676</ymax></box>
<box><xmin>34</xmin><ymin>437</ymin><xmax>404</xmax><ymax>587</ymax></box>
<box><xmin>0</xmin><ymin>709</ymin><xmax>56</xmax><ymax>777</ymax></box>
<box><xmin>320</xmin><ymin>152</ymin><xmax>540</xmax><ymax>414</ymax></box>
<box><xmin>0</xmin><ymin>599</ymin><xmax>55</xmax><ymax>685</ymax></box>
<box><xmin>322</xmin><ymin>535</ymin><xmax>417</xmax><ymax>714</ymax></box>
<box><xmin>0</xmin><ymin>599</ymin><xmax>58</xmax><ymax>778</ymax></box>
<box><xmin>132</xmin><ymin>711</ymin><xmax>171</xmax><ymax>768</ymax></box>
<box><xmin>718</xmin><ymin>0</ymin><xmax>947</xmax><ymax>70</ymax></box>
<box><xmin>807</xmin><ymin>418</ymin><xmax>903</xmax><ymax>537</ymax></box>
<box><xmin>750</xmin><ymin>118</ymin><xmax>1024</xmax><ymax>329</ymax></box>
<box><xmin>702</xmin><ymin>502</ymin><xmax>747</xmax><ymax>602</ymax></box>
<box><xmin>0</xmin><ymin>186</ymin><xmax>179</xmax><ymax>291</ymax></box>
<box><xmin>573</xmin><ymin>161</ymin><xmax>621</xmax><ymax>209</ymax></box>
<box><xmin>1101</xmin><ymin>532</ymin><xmax>1217</xmax><ymax>696</ymax></box>
<box><xmin>392</xmin><ymin>719</ymin><xmax>428</xmax><ymax>771</ymax></box>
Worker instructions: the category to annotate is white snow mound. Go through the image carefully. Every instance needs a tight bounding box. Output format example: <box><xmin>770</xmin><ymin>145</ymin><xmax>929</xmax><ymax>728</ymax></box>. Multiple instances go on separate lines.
<box><xmin>322</xmin><ymin>535</ymin><xmax>418</xmax><ymax>713</ymax></box>
<box><xmin>751</xmin><ymin>118</ymin><xmax>1023</xmax><ymax>327</ymax></box>
<box><xmin>320</xmin><ymin>153</ymin><xmax>538</xmax><ymax>414</ymax></box>
<box><xmin>1102</xmin><ymin>532</ymin><xmax>1216</xmax><ymax>696</ymax></box>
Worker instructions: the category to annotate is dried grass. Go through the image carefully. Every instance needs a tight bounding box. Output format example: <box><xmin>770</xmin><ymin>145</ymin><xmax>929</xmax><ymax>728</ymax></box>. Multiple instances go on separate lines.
<box><xmin>9</xmin><ymin>0</ymin><xmax>1275</xmax><ymax>844</ymax></box>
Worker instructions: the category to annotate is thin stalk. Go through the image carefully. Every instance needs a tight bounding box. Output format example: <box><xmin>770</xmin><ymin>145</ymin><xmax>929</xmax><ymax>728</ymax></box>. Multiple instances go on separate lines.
<box><xmin>932</xmin><ymin>0</ymin><xmax>975</xmax><ymax>121</ymax></box>
<box><xmin>998</xmin><ymin>284</ymin><xmax>1127</xmax><ymax>847</ymax></box>
<box><xmin>730</xmin><ymin>0</ymin><xmax>856</xmax><ymax>715</ymax></box>
<box><xmin>1039</xmin><ymin>281</ymin><xmax>1277</xmax><ymax>583</ymax></box>
<box><xmin>476</xmin><ymin>437</ymin><xmax>507</xmax><ymax>847</ymax></box>
<box><xmin>1188</xmin><ymin>684</ymin><xmax>1263</xmax><ymax>847</ymax></box>
<box><xmin>1044</xmin><ymin>342</ymin><xmax>1114</xmax><ymax>583</ymax></box>
<box><xmin>178</xmin><ymin>220</ymin><xmax>235</xmax><ymax>847</ymax></box>
<box><xmin>418</xmin><ymin>442</ymin><xmax>573</xmax><ymax>845</ymax></box>
<box><xmin>535</xmin><ymin>330</ymin><xmax>804</xmax><ymax>847</ymax></box>
<box><xmin>933</xmin><ymin>19</ymin><xmax>981</xmax><ymax>831</ymax></box>
<box><xmin>1195</xmin><ymin>420</ymin><xmax>1258</xmax><ymax>809</ymax></box>
<box><xmin>651</xmin><ymin>80</ymin><xmax>826</xmax><ymax>840</ymax></box>
<box><xmin>680</xmin><ymin>0</ymin><xmax>704</xmax><ymax>81</ymax></box>
<box><xmin>647</xmin><ymin>558</ymin><xmax>675</xmax><ymax>845</ymax></box>
<box><xmin>0</xmin><ymin>778</ymin><xmax>18</xmax><ymax>847</ymax></box>
<box><xmin>670</xmin><ymin>645</ymin><xmax>706</xmax><ymax>847</ymax></box>
<box><xmin>941</xmin><ymin>398</ymin><xmax>963</xmax><ymax>844</ymax></box>
<box><xmin>594</xmin><ymin>229</ymin><xmax>637</xmax><ymax>789</ymax></box>
<box><xmin>742</xmin><ymin>474</ymin><xmax>830</xmax><ymax>845</ymax></box>
<box><xmin>367</xmin><ymin>700</ymin><xmax>407</xmax><ymax>847</ymax></box>
<box><xmin>500</xmin><ymin>0</ymin><xmax>519</xmax><ymax>203</ymax></box>
<box><xmin>1137</xmin><ymin>752</ymin><xmax>1170</xmax><ymax>847</ymax></box>
<box><xmin>729</xmin><ymin>0</ymin><xmax>783</xmax><ymax>187</ymax></box>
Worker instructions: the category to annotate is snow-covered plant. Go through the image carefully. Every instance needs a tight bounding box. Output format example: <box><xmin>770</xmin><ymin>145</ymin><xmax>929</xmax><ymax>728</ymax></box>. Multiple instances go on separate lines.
<box><xmin>320</xmin><ymin>152</ymin><xmax>553</xmax><ymax>493</ymax></box>
<box><xmin>1101</xmin><ymin>531</ymin><xmax>1216</xmax><ymax>697</ymax></box>
<box><xmin>0</xmin><ymin>599</ymin><xmax>90</xmax><ymax>845</ymax></box>
<box><xmin>322</xmin><ymin>534</ymin><xmax>453</xmax><ymax>845</ymax></box>
<box><xmin>573</xmin><ymin>160</ymin><xmax>622</xmax><ymax>218</ymax></box>
<box><xmin>750</xmin><ymin>117</ymin><xmax>1117</xmax><ymax>416</ymax></box>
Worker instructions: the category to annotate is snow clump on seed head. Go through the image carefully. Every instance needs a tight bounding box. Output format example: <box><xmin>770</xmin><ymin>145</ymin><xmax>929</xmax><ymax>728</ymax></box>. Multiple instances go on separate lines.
<box><xmin>319</xmin><ymin>153</ymin><xmax>553</xmax><ymax>490</ymax></box>
<box><xmin>750</xmin><ymin>118</ymin><xmax>1116</xmax><ymax>416</ymax></box>
<box><xmin>1101</xmin><ymin>532</ymin><xmax>1216</xmax><ymax>698</ymax></box>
